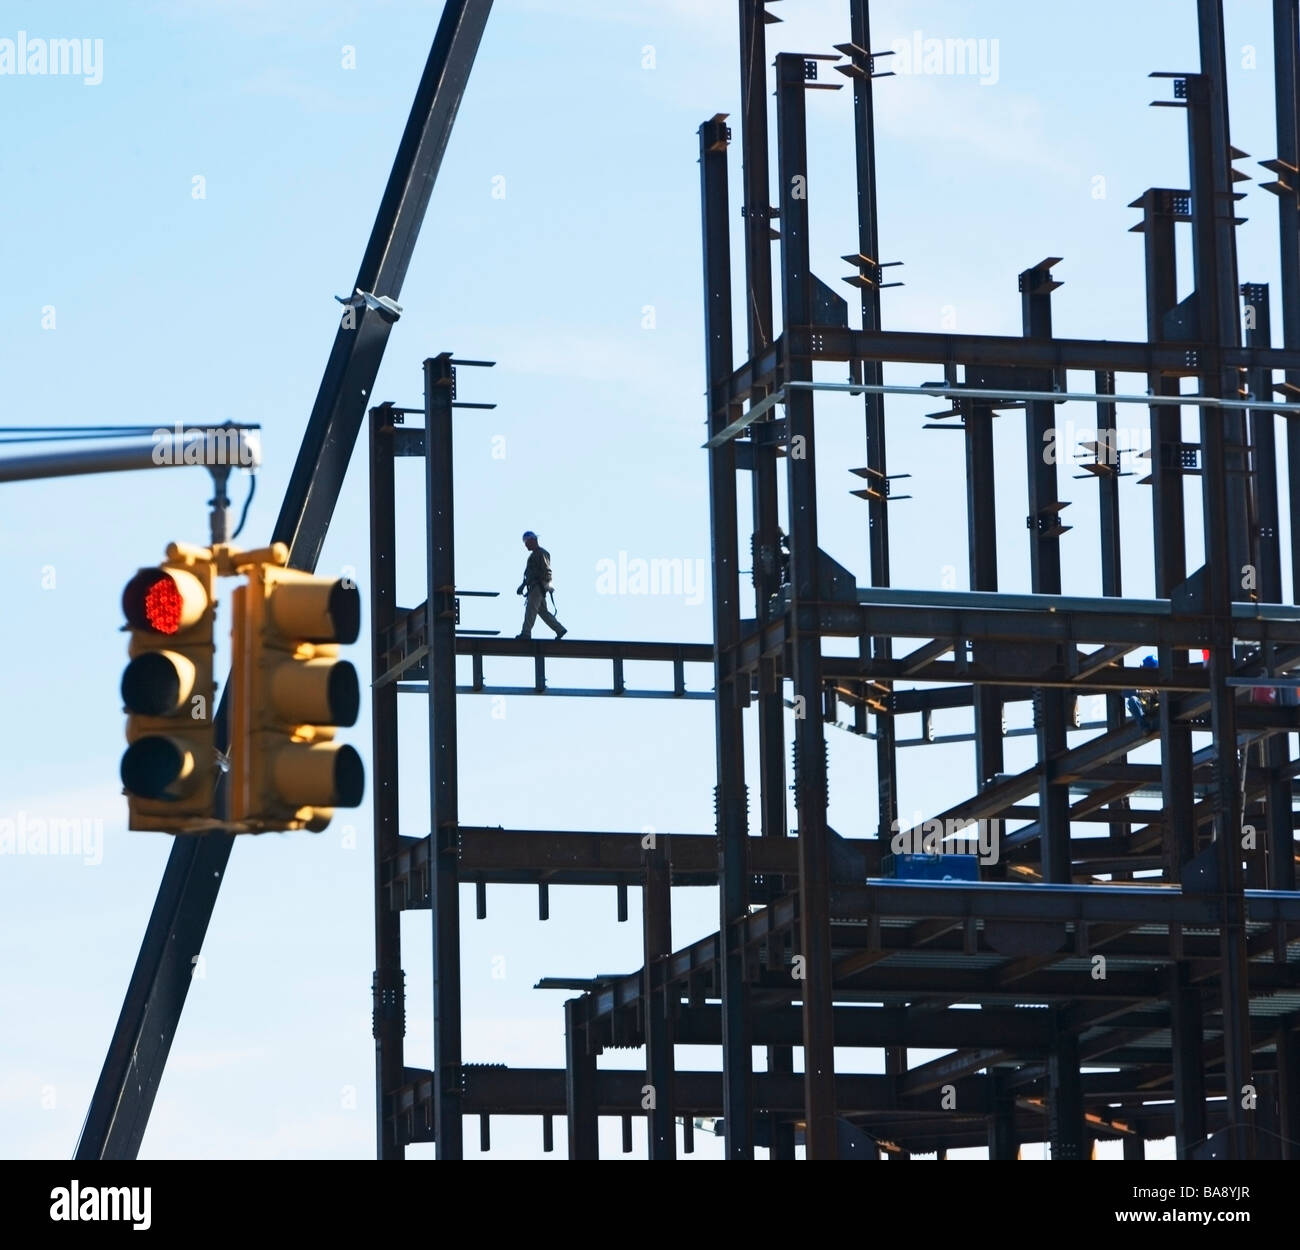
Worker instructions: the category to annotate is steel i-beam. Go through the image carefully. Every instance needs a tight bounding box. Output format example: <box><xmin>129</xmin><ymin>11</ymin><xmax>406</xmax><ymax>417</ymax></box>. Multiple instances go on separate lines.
<box><xmin>737</xmin><ymin>0</ymin><xmax>796</xmax><ymax>1161</ymax></box>
<box><xmin>848</xmin><ymin>0</ymin><xmax>899</xmax><ymax>842</ymax></box>
<box><xmin>775</xmin><ymin>50</ymin><xmax>837</xmax><ymax>1159</ymax></box>
<box><xmin>700</xmin><ymin>111</ymin><xmax>756</xmax><ymax>1158</ymax></box>
<box><xmin>425</xmin><ymin>353</ymin><xmax>464</xmax><ymax>1159</ymax></box>
<box><xmin>370</xmin><ymin>404</ymin><xmax>406</xmax><ymax>1158</ymax></box>
<box><xmin>1191</xmin><ymin>0</ymin><xmax>1256</xmax><ymax>1159</ymax></box>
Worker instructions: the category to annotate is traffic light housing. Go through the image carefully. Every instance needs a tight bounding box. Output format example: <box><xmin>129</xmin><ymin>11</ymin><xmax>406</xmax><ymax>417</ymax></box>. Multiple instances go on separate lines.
<box><xmin>231</xmin><ymin>550</ymin><xmax>364</xmax><ymax>832</ymax></box>
<box><xmin>120</xmin><ymin>546</ymin><xmax>217</xmax><ymax>831</ymax></box>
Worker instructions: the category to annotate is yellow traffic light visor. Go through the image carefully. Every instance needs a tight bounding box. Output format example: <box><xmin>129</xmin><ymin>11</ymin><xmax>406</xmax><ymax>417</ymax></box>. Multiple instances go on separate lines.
<box><xmin>122</xmin><ymin>567</ymin><xmax>210</xmax><ymax>636</ymax></box>
<box><xmin>273</xmin><ymin>742</ymin><xmax>365</xmax><ymax>808</ymax></box>
<box><xmin>268</xmin><ymin>579</ymin><xmax>360</xmax><ymax>644</ymax></box>
<box><xmin>270</xmin><ymin>658</ymin><xmax>360</xmax><ymax>727</ymax></box>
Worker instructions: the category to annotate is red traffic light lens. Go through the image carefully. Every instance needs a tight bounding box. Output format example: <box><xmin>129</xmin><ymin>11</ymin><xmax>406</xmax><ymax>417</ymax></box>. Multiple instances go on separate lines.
<box><xmin>123</xmin><ymin>570</ymin><xmax>183</xmax><ymax>635</ymax></box>
<box><xmin>123</xmin><ymin>566</ymin><xmax>209</xmax><ymax>636</ymax></box>
<box><xmin>143</xmin><ymin>578</ymin><xmax>183</xmax><ymax>634</ymax></box>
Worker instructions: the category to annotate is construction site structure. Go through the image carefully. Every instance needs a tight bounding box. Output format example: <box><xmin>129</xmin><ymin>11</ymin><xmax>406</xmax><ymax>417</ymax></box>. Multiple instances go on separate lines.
<box><xmin>83</xmin><ymin>0</ymin><xmax>1300</xmax><ymax>1161</ymax></box>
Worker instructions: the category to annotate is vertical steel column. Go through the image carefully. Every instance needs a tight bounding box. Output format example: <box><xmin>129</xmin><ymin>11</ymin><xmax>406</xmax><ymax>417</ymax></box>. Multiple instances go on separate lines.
<box><xmin>739</xmin><ymin>0</ymin><xmax>775</xmax><ymax>363</ymax></box>
<box><xmin>1170</xmin><ymin>964</ymin><xmax>1208</xmax><ymax>1157</ymax></box>
<box><xmin>1021</xmin><ymin>263</ymin><xmax>1070</xmax><ymax>882</ymax></box>
<box><xmin>369</xmin><ymin>404</ymin><xmax>406</xmax><ymax>1159</ymax></box>
<box><xmin>1192</xmin><ymin>1</ymin><xmax>1255</xmax><ymax>1159</ymax></box>
<box><xmin>1245</xmin><ymin>287</ymin><xmax>1283</xmax><ymax>601</ymax></box>
<box><xmin>738</xmin><ymin>0</ymin><xmax>795</xmax><ymax>1160</ymax></box>
<box><xmin>776</xmin><ymin>52</ymin><xmax>837</xmax><ymax>1159</ymax></box>
<box><xmin>1047</xmin><ymin>1024</ymin><xmax>1085</xmax><ymax>1159</ymax></box>
<box><xmin>884</xmin><ymin>1047</ymin><xmax>909</xmax><ymax>1161</ymax></box>
<box><xmin>1192</xmin><ymin>8</ymin><xmax>1254</xmax><ymax>580</ymax></box>
<box><xmin>1139</xmin><ymin>189</ymin><xmax>1197</xmax><ymax>875</ymax></box>
<box><xmin>965</xmin><ymin>399</ymin><xmax>1003</xmax><ymax>788</ymax></box>
<box><xmin>1257</xmin><ymin>1071</ymin><xmax>1282</xmax><ymax>1158</ymax></box>
<box><xmin>1271</xmin><ymin>1</ymin><xmax>1300</xmax><ymax>899</ymax></box>
<box><xmin>643</xmin><ymin>844</ymin><xmax>675</xmax><ymax>1159</ymax></box>
<box><xmin>424</xmin><ymin>353</ymin><xmax>463</xmax><ymax>1160</ymax></box>
<box><xmin>1278</xmin><ymin>1024</ymin><xmax>1300</xmax><ymax>1160</ymax></box>
<box><xmin>847</xmin><ymin>0</ymin><xmax>907</xmax><ymax>1114</ymax></box>
<box><xmin>1243</xmin><ymin>285</ymin><xmax>1295</xmax><ymax>890</ymax></box>
<box><xmin>1095</xmin><ymin>373</ymin><xmax>1124</xmax><ymax>595</ymax></box>
<box><xmin>848</xmin><ymin>0</ymin><xmax>898</xmax><ymax>841</ymax></box>
<box><xmin>700</xmin><ymin>113</ymin><xmax>755</xmax><ymax>1159</ymax></box>
<box><xmin>1273</xmin><ymin>1</ymin><xmax>1300</xmax><ymax>602</ymax></box>
<box><xmin>1123</xmin><ymin>1135</ymin><xmax>1145</xmax><ymax>1160</ymax></box>
<box><xmin>565</xmin><ymin>999</ymin><xmax>599</xmax><ymax>1160</ymax></box>
<box><xmin>739</xmin><ymin>3</ymin><xmax>785</xmax><ymax>855</ymax></box>
<box><xmin>1021</xmin><ymin>262</ymin><xmax>1082</xmax><ymax>1155</ymax></box>
<box><xmin>1141</xmin><ymin>191</ymin><xmax>1189</xmax><ymax>600</ymax></box>
<box><xmin>987</xmin><ymin>1071</ymin><xmax>1017</xmax><ymax>1160</ymax></box>
<box><xmin>1094</xmin><ymin>373</ymin><xmax>1132</xmax><ymax>876</ymax></box>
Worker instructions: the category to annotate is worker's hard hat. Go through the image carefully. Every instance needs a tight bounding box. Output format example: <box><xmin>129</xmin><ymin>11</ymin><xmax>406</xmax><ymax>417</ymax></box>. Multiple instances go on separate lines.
<box><xmin>522</xmin><ymin>530</ymin><xmax>537</xmax><ymax>540</ymax></box>
<box><xmin>1142</xmin><ymin>655</ymin><xmax>1158</xmax><ymax>668</ymax></box>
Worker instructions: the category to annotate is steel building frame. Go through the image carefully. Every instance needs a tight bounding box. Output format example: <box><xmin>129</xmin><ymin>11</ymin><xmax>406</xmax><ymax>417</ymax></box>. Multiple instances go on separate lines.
<box><xmin>369</xmin><ymin>0</ymin><xmax>1300</xmax><ymax>1162</ymax></box>
<box><xmin>82</xmin><ymin>0</ymin><xmax>1300</xmax><ymax>1162</ymax></box>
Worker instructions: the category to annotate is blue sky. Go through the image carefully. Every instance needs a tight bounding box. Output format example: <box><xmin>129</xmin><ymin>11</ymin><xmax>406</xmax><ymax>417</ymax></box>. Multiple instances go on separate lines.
<box><xmin>0</xmin><ymin>0</ymin><xmax>1288</xmax><ymax>1159</ymax></box>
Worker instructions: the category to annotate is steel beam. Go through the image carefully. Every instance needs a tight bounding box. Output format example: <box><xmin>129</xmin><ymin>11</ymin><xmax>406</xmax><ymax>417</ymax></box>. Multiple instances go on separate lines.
<box><xmin>643</xmin><ymin>843</ymin><xmax>675</xmax><ymax>1158</ymax></box>
<box><xmin>370</xmin><ymin>405</ymin><xmax>406</xmax><ymax>1159</ymax></box>
<box><xmin>847</xmin><ymin>0</ymin><xmax>899</xmax><ymax>843</ymax></box>
<box><xmin>1273</xmin><ymin>0</ymin><xmax>1300</xmax><ymax>606</ymax></box>
<box><xmin>1020</xmin><ymin>262</ymin><xmax>1071</xmax><ymax>884</ymax></box>
<box><xmin>274</xmin><ymin>1</ymin><xmax>493</xmax><ymax>567</ymax></box>
<box><xmin>425</xmin><ymin>354</ymin><xmax>464</xmax><ymax>1158</ymax></box>
<box><xmin>701</xmin><ymin>111</ymin><xmax>756</xmax><ymax>1159</ymax></box>
<box><xmin>1170</xmin><ymin>964</ymin><xmax>1208</xmax><ymax>1157</ymax></box>
<box><xmin>964</xmin><ymin>398</ymin><xmax>1004</xmax><ymax>791</ymax></box>
<box><xmin>1279</xmin><ymin>1024</ymin><xmax>1300</xmax><ymax>1159</ymax></box>
<box><xmin>847</xmin><ymin>0</ymin><xmax>905</xmax><ymax>1132</ymax></box>
<box><xmin>1272</xmin><ymin>0</ymin><xmax>1300</xmax><ymax>897</ymax></box>
<box><xmin>738</xmin><ymin>3</ymin><xmax>796</xmax><ymax>1160</ymax></box>
<box><xmin>779</xmin><ymin>325</ymin><xmax>1300</xmax><ymax>379</ymax></box>
<box><xmin>565</xmin><ymin>1000</ymin><xmax>599</xmax><ymax>1159</ymax></box>
<box><xmin>776</xmin><ymin>51</ymin><xmax>837</xmax><ymax>1158</ymax></box>
<box><xmin>1243</xmin><ymin>286</ymin><xmax>1298</xmax><ymax>892</ymax></box>
<box><xmin>988</xmin><ymin>1071</ymin><xmax>1018</xmax><ymax>1160</ymax></box>
<box><xmin>1191</xmin><ymin>0</ymin><xmax>1255</xmax><ymax>1159</ymax></box>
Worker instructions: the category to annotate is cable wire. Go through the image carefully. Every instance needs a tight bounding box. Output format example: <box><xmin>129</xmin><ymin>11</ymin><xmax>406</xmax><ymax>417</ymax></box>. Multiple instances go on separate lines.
<box><xmin>230</xmin><ymin>473</ymin><xmax>256</xmax><ymax>541</ymax></box>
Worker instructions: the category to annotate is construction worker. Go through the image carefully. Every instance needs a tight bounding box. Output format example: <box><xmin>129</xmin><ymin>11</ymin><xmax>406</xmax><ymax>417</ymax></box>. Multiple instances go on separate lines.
<box><xmin>516</xmin><ymin>530</ymin><xmax>567</xmax><ymax>640</ymax></box>
<box><xmin>1125</xmin><ymin>654</ymin><xmax>1159</xmax><ymax>731</ymax></box>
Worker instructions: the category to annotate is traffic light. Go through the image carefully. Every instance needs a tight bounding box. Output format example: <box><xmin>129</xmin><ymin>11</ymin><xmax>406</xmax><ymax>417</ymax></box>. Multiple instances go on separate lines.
<box><xmin>120</xmin><ymin>546</ymin><xmax>217</xmax><ymax>832</ymax></box>
<box><xmin>230</xmin><ymin>549</ymin><xmax>364</xmax><ymax>832</ymax></box>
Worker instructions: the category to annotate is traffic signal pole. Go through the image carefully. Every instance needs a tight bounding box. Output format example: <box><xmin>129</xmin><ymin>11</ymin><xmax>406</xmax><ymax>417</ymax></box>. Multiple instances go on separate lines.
<box><xmin>0</xmin><ymin>428</ymin><xmax>259</xmax><ymax>491</ymax></box>
<box><xmin>0</xmin><ymin>428</ymin><xmax>259</xmax><ymax>556</ymax></box>
<box><xmin>75</xmin><ymin>0</ymin><xmax>493</xmax><ymax>1160</ymax></box>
